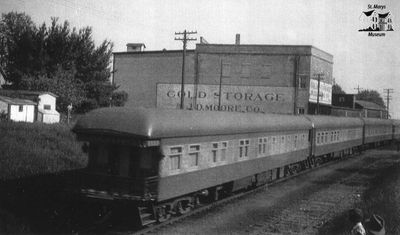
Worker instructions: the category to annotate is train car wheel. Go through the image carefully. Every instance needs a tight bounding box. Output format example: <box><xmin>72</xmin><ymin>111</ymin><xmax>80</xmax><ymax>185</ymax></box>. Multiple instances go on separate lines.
<box><xmin>176</xmin><ymin>200</ymin><xmax>192</xmax><ymax>215</ymax></box>
<box><xmin>156</xmin><ymin>206</ymin><xmax>171</xmax><ymax>223</ymax></box>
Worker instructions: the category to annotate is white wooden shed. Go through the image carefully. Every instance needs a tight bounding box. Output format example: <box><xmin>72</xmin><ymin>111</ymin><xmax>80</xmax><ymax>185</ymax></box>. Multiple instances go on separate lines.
<box><xmin>0</xmin><ymin>96</ymin><xmax>36</xmax><ymax>122</ymax></box>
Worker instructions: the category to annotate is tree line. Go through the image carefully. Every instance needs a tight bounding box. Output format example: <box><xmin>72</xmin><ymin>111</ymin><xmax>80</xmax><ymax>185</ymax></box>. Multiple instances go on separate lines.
<box><xmin>332</xmin><ymin>83</ymin><xmax>385</xmax><ymax>108</ymax></box>
<box><xmin>0</xmin><ymin>12</ymin><xmax>127</xmax><ymax>113</ymax></box>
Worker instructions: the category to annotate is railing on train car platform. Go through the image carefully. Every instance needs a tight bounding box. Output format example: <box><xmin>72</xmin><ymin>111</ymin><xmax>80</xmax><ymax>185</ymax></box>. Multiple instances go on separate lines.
<box><xmin>72</xmin><ymin>170</ymin><xmax>158</xmax><ymax>199</ymax></box>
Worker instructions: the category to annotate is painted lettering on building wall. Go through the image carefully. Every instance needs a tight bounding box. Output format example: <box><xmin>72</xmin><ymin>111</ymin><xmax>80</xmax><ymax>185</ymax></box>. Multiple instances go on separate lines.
<box><xmin>157</xmin><ymin>84</ymin><xmax>294</xmax><ymax>114</ymax></box>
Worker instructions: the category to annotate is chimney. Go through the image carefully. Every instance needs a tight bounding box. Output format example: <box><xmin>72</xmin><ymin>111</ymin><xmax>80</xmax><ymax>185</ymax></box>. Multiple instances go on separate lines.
<box><xmin>235</xmin><ymin>34</ymin><xmax>240</xmax><ymax>45</ymax></box>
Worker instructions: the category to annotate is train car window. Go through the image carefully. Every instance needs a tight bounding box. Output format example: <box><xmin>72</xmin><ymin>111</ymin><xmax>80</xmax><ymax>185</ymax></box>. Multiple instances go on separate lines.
<box><xmin>258</xmin><ymin>138</ymin><xmax>263</xmax><ymax>156</ymax></box>
<box><xmin>118</xmin><ymin>147</ymin><xmax>130</xmax><ymax>177</ymax></box>
<box><xmin>245</xmin><ymin>140</ymin><xmax>250</xmax><ymax>157</ymax></box>
<box><xmin>212</xmin><ymin>143</ymin><xmax>218</xmax><ymax>162</ymax></box>
<box><xmin>239</xmin><ymin>139</ymin><xmax>250</xmax><ymax>158</ymax></box>
<box><xmin>272</xmin><ymin>137</ymin><xmax>276</xmax><ymax>154</ymax></box>
<box><xmin>280</xmin><ymin>136</ymin><xmax>285</xmax><ymax>153</ymax></box>
<box><xmin>189</xmin><ymin>145</ymin><xmax>200</xmax><ymax>167</ymax></box>
<box><xmin>221</xmin><ymin>142</ymin><xmax>228</xmax><ymax>161</ymax></box>
<box><xmin>169</xmin><ymin>146</ymin><xmax>182</xmax><ymax>171</ymax></box>
<box><xmin>263</xmin><ymin>138</ymin><xmax>267</xmax><ymax>154</ymax></box>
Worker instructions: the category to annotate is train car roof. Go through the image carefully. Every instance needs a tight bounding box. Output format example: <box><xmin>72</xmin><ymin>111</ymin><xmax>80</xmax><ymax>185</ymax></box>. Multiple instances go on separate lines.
<box><xmin>73</xmin><ymin>107</ymin><xmax>312</xmax><ymax>139</ymax></box>
<box><xmin>361</xmin><ymin>117</ymin><xmax>393</xmax><ymax>126</ymax></box>
<box><xmin>305</xmin><ymin>115</ymin><xmax>363</xmax><ymax>129</ymax></box>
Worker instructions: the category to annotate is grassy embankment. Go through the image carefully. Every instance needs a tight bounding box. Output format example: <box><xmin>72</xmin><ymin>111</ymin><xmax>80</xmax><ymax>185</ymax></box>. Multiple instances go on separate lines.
<box><xmin>0</xmin><ymin>121</ymin><xmax>87</xmax><ymax>233</ymax></box>
<box><xmin>0</xmin><ymin>121</ymin><xmax>87</xmax><ymax>180</ymax></box>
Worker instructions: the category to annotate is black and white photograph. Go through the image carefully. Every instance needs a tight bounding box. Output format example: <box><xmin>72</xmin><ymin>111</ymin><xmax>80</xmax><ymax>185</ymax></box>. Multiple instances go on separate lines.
<box><xmin>0</xmin><ymin>0</ymin><xmax>399</xmax><ymax>234</ymax></box>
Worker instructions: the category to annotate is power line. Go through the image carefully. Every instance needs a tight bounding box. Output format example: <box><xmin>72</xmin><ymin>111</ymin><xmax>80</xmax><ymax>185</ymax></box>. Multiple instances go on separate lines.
<box><xmin>175</xmin><ymin>30</ymin><xmax>197</xmax><ymax>109</ymax></box>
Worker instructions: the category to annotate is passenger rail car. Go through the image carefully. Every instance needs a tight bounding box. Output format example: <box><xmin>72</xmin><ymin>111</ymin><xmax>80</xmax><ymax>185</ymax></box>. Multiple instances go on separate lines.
<box><xmin>393</xmin><ymin>120</ymin><xmax>400</xmax><ymax>141</ymax></box>
<box><xmin>361</xmin><ymin>118</ymin><xmax>393</xmax><ymax>147</ymax></box>
<box><xmin>306</xmin><ymin>115</ymin><xmax>363</xmax><ymax>159</ymax></box>
<box><xmin>72</xmin><ymin>107</ymin><xmax>397</xmax><ymax>226</ymax></box>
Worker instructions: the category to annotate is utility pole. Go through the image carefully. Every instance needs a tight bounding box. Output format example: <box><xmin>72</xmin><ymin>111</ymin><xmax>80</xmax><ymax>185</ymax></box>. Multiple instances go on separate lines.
<box><xmin>314</xmin><ymin>73</ymin><xmax>324</xmax><ymax>115</ymax></box>
<box><xmin>353</xmin><ymin>85</ymin><xmax>364</xmax><ymax>94</ymax></box>
<box><xmin>383</xmin><ymin>88</ymin><xmax>394</xmax><ymax>119</ymax></box>
<box><xmin>175</xmin><ymin>30</ymin><xmax>197</xmax><ymax>109</ymax></box>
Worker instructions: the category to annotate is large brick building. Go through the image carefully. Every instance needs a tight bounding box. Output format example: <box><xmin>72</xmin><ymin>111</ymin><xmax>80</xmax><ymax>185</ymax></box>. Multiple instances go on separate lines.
<box><xmin>113</xmin><ymin>37</ymin><xmax>333</xmax><ymax>115</ymax></box>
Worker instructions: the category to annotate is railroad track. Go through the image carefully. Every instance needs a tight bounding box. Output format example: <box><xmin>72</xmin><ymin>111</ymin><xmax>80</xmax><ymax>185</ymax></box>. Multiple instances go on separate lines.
<box><xmin>107</xmin><ymin>154</ymin><xmax>356</xmax><ymax>235</ymax></box>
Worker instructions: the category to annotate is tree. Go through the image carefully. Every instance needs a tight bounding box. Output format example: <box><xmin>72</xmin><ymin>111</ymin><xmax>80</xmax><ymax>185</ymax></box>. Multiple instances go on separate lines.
<box><xmin>0</xmin><ymin>12</ymin><xmax>127</xmax><ymax>113</ymax></box>
<box><xmin>356</xmin><ymin>89</ymin><xmax>386</xmax><ymax>108</ymax></box>
<box><xmin>332</xmin><ymin>83</ymin><xmax>346</xmax><ymax>94</ymax></box>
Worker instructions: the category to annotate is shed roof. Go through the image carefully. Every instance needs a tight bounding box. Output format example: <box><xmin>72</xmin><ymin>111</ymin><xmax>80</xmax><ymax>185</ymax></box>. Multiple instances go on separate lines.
<box><xmin>0</xmin><ymin>96</ymin><xmax>36</xmax><ymax>105</ymax></box>
<box><xmin>73</xmin><ymin>107</ymin><xmax>312</xmax><ymax>139</ymax></box>
<box><xmin>355</xmin><ymin>100</ymin><xmax>385</xmax><ymax>111</ymax></box>
<box><xmin>0</xmin><ymin>90</ymin><xmax>58</xmax><ymax>98</ymax></box>
<box><xmin>305</xmin><ymin>115</ymin><xmax>363</xmax><ymax>129</ymax></box>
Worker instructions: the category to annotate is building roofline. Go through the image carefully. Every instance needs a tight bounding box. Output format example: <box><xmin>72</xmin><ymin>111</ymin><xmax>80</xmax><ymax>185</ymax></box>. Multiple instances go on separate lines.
<box><xmin>0</xmin><ymin>89</ymin><xmax>58</xmax><ymax>98</ymax></box>
<box><xmin>0</xmin><ymin>95</ymin><xmax>37</xmax><ymax>105</ymax></box>
<box><xmin>195</xmin><ymin>43</ymin><xmax>333</xmax><ymax>56</ymax></box>
<box><xmin>114</xmin><ymin>44</ymin><xmax>333</xmax><ymax>58</ymax></box>
<box><xmin>113</xmin><ymin>49</ymin><xmax>195</xmax><ymax>55</ymax></box>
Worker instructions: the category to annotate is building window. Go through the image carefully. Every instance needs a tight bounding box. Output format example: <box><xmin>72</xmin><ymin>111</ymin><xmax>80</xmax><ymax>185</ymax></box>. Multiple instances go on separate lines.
<box><xmin>239</xmin><ymin>139</ymin><xmax>250</xmax><ymax>158</ymax></box>
<box><xmin>188</xmin><ymin>145</ymin><xmax>200</xmax><ymax>167</ymax></box>
<box><xmin>299</xmin><ymin>75</ymin><xmax>307</xmax><ymax>88</ymax></box>
<box><xmin>261</xmin><ymin>65</ymin><xmax>271</xmax><ymax>79</ymax></box>
<box><xmin>169</xmin><ymin>146</ymin><xmax>182</xmax><ymax>170</ymax></box>
<box><xmin>339</xmin><ymin>97</ymin><xmax>345</xmax><ymax>103</ymax></box>
<box><xmin>241</xmin><ymin>63</ymin><xmax>251</xmax><ymax>78</ymax></box>
<box><xmin>44</xmin><ymin>104</ymin><xmax>51</xmax><ymax>110</ymax></box>
<box><xmin>298</xmin><ymin>108</ymin><xmax>305</xmax><ymax>114</ymax></box>
<box><xmin>19</xmin><ymin>105</ymin><xmax>23</xmax><ymax>112</ymax></box>
<box><xmin>222</xmin><ymin>63</ymin><xmax>231</xmax><ymax>77</ymax></box>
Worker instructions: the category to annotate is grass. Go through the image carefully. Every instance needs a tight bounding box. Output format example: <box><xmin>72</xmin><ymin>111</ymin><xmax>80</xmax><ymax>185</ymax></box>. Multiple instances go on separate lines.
<box><xmin>0</xmin><ymin>120</ymin><xmax>87</xmax><ymax>180</ymax></box>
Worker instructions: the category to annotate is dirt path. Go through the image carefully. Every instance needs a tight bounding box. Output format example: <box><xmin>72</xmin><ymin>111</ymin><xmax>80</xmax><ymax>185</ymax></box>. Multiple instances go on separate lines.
<box><xmin>151</xmin><ymin>149</ymin><xmax>400</xmax><ymax>235</ymax></box>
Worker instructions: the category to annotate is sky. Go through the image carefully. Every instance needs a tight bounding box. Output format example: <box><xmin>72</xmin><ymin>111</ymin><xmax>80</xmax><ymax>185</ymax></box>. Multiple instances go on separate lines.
<box><xmin>1</xmin><ymin>0</ymin><xmax>400</xmax><ymax>118</ymax></box>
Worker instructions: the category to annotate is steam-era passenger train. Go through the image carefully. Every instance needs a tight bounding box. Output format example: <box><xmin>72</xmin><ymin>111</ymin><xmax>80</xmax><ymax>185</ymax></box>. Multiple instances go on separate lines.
<box><xmin>72</xmin><ymin>107</ymin><xmax>400</xmax><ymax>226</ymax></box>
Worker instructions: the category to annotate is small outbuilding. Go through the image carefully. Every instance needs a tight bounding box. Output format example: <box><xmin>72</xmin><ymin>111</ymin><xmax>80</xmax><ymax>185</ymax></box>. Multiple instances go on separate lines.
<box><xmin>0</xmin><ymin>90</ymin><xmax>60</xmax><ymax>123</ymax></box>
<box><xmin>0</xmin><ymin>96</ymin><xmax>36</xmax><ymax>122</ymax></box>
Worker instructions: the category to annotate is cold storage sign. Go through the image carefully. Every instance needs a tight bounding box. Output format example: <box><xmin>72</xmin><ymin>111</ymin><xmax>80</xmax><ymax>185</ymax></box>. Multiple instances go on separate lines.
<box><xmin>157</xmin><ymin>84</ymin><xmax>294</xmax><ymax>114</ymax></box>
